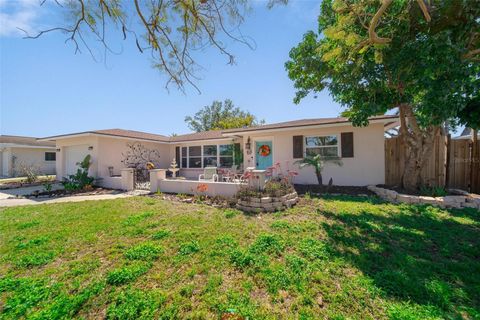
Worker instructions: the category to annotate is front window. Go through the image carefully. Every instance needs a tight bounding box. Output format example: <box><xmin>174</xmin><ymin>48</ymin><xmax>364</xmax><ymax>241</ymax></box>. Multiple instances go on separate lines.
<box><xmin>45</xmin><ymin>152</ymin><xmax>56</xmax><ymax>161</ymax></box>
<box><xmin>203</xmin><ymin>145</ymin><xmax>218</xmax><ymax>167</ymax></box>
<box><xmin>189</xmin><ymin>146</ymin><xmax>202</xmax><ymax>168</ymax></box>
<box><xmin>219</xmin><ymin>144</ymin><xmax>234</xmax><ymax>167</ymax></box>
<box><xmin>181</xmin><ymin>147</ymin><xmax>188</xmax><ymax>168</ymax></box>
<box><xmin>305</xmin><ymin>135</ymin><xmax>338</xmax><ymax>157</ymax></box>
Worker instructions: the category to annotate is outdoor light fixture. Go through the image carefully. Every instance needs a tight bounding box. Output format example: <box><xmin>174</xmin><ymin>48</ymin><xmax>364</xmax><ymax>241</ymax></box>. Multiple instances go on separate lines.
<box><xmin>88</xmin><ymin>146</ymin><xmax>93</xmax><ymax>150</ymax></box>
<box><xmin>56</xmin><ymin>148</ymin><xmax>61</xmax><ymax>152</ymax></box>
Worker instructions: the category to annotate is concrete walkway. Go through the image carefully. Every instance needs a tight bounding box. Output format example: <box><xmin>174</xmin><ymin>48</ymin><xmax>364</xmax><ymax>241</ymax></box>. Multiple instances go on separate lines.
<box><xmin>0</xmin><ymin>183</ymin><xmax>64</xmax><ymax>200</ymax></box>
<box><xmin>0</xmin><ymin>190</ymin><xmax>150</xmax><ymax>208</ymax></box>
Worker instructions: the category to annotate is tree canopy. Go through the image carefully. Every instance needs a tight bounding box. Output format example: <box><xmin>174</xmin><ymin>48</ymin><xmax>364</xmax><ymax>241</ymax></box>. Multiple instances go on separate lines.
<box><xmin>28</xmin><ymin>0</ymin><xmax>286</xmax><ymax>93</ymax></box>
<box><xmin>285</xmin><ymin>0</ymin><xmax>479</xmax><ymax>190</ymax></box>
<box><xmin>185</xmin><ymin>99</ymin><xmax>263</xmax><ymax>132</ymax></box>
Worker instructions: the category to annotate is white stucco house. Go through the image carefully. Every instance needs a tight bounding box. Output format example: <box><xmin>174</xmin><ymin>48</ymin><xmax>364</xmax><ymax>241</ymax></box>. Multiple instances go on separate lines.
<box><xmin>39</xmin><ymin>115</ymin><xmax>398</xmax><ymax>191</ymax></box>
<box><xmin>0</xmin><ymin>135</ymin><xmax>56</xmax><ymax>178</ymax></box>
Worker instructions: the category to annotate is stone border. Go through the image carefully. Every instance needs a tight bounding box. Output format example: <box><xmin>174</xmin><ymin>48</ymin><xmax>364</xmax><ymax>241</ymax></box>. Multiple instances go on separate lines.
<box><xmin>237</xmin><ymin>192</ymin><xmax>299</xmax><ymax>213</ymax></box>
<box><xmin>367</xmin><ymin>186</ymin><xmax>480</xmax><ymax>209</ymax></box>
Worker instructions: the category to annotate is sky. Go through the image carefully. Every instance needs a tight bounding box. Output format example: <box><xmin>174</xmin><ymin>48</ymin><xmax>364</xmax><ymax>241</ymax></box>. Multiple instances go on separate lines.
<box><xmin>0</xmin><ymin>0</ymin><xmax>344</xmax><ymax>138</ymax></box>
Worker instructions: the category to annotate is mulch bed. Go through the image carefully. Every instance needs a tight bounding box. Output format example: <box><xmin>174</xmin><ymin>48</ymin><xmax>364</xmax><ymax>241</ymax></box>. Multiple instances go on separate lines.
<box><xmin>376</xmin><ymin>184</ymin><xmax>456</xmax><ymax>196</ymax></box>
<box><xmin>294</xmin><ymin>184</ymin><xmax>375</xmax><ymax>196</ymax></box>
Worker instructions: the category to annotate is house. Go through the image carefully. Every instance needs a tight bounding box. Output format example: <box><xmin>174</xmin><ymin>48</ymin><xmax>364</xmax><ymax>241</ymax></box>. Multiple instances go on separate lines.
<box><xmin>0</xmin><ymin>135</ymin><xmax>56</xmax><ymax>178</ymax></box>
<box><xmin>454</xmin><ymin>127</ymin><xmax>479</xmax><ymax>140</ymax></box>
<box><xmin>39</xmin><ymin>115</ymin><xmax>399</xmax><ymax>188</ymax></box>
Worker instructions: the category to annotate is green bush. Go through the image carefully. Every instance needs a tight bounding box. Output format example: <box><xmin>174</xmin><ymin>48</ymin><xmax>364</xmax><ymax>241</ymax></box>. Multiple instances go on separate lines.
<box><xmin>151</xmin><ymin>230</ymin><xmax>171</xmax><ymax>240</ymax></box>
<box><xmin>107</xmin><ymin>288</ymin><xmax>165</xmax><ymax>320</ymax></box>
<box><xmin>61</xmin><ymin>155</ymin><xmax>94</xmax><ymax>191</ymax></box>
<box><xmin>178</xmin><ymin>240</ymin><xmax>200</xmax><ymax>256</ymax></box>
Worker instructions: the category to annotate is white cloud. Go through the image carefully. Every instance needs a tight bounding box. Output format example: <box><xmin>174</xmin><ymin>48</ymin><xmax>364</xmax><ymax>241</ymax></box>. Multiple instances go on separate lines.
<box><xmin>0</xmin><ymin>0</ymin><xmax>42</xmax><ymax>37</ymax></box>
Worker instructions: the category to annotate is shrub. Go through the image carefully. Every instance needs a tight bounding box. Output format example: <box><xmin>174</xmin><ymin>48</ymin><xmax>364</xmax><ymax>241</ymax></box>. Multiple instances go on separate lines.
<box><xmin>420</xmin><ymin>186</ymin><xmax>448</xmax><ymax>197</ymax></box>
<box><xmin>16</xmin><ymin>162</ymin><xmax>40</xmax><ymax>184</ymax></box>
<box><xmin>61</xmin><ymin>155</ymin><xmax>94</xmax><ymax>191</ymax></box>
<box><xmin>124</xmin><ymin>243</ymin><xmax>162</xmax><ymax>261</ymax></box>
<box><xmin>151</xmin><ymin>230</ymin><xmax>171</xmax><ymax>240</ymax></box>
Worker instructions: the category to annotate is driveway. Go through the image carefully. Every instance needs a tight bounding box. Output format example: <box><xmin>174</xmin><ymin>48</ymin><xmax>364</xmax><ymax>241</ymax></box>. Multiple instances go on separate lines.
<box><xmin>0</xmin><ymin>183</ymin><xmax>64</xmax><ymax>200</ymax></box>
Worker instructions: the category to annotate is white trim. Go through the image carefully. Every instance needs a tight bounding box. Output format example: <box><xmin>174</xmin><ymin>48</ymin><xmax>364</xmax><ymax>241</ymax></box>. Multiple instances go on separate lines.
<box><xmin>223</xmin><ymin>118</ymin><xmax>398</xmax><ymax>136</ymax></box>
<box><xmin>0</xmin><ymin>143</ymin><xmax>55</xmax><ymax>149</ymax></box>
<box><xmin>304</xmin><ymin>134</ymin><xmax>340</xmax><ymax>158</ymax></box>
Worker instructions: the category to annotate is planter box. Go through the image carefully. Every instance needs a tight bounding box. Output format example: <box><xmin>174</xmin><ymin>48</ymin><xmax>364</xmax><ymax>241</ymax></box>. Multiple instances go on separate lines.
<box><xmin>237</xmin><ymin>192</ymin><xmax>298</xmax><ymax>213</ymax></box>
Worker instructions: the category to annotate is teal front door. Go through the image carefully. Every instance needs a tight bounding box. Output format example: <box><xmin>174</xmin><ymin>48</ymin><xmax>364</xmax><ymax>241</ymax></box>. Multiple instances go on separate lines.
<box><xmin>255</xmin><ymin>140</ymin><xmax>273</xmax><ymax>170</ymax></box>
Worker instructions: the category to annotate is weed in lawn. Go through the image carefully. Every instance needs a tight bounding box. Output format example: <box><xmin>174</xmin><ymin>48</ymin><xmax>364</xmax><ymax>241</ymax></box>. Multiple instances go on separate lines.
<box><xmin>249</xmin><ymin>234</ymin><xmax>285</xmax><ymax>256</ymax></box>
<box><xmin>16</xmin><ymin>220</ymin><xmax>40</xmax><ymax>230</ymax></box>
<box><xmin>270</xmin><ymin>220</ymin><xmax>291</xmax><ymax>230</ymax></box>
<box><xmin>106</xmin><ymin>262</ymin><xmax>151</xmax><ymax>286</ymax></box>
<box><xmin>224</xmin><ymin>209</ymin><xmax>239</xmax><ymax>219</ymax></box>
<box><xmin>211</xmin><ymin>235</ymin><xmax>238</xmax><ymax>256</ymax></box>
<box><xmin>151</xmin><ymin>229</ymin><xmax>171</xmax><ymax>240</ymax></box>
<box><xmin>298</xmin><ymin>238</ymin><xmax>329</xmax><ymax>260</ymax></box>
<box><xmin>124</xmin><ymin>242</ymin><xmax>163</xmax><ymax>261</ymax></box>
<box><xmin>15</xmin><ymin>251</ymin><xmax>56</xmax><ymax>268</ymax></box>
<box><xmin>67</xmin><ymin>258</ymin><xmax>101</xmax><ymax>277</ymax></box>
<box><xmin>178</xmin><ymin>240</ymin><xmax>200</xmax><ymax>256</ymax></box>
<box><xmin>122</xmin><ymin>211</ymin><xmax>154</xmax><ymax>227</ymax></box>
<box><xmin>15</xmin><ymin>235</ymin><xmax>50</xmax><ymax>249</ymax></box>
<box><xmin>106</xmin><ymin>288</ymin><xmax>166</xmax><ymax>320</ymax></box>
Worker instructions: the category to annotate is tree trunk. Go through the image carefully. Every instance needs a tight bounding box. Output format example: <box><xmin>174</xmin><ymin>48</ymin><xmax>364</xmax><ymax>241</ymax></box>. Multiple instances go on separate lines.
<box><xmin>315</xmin><ymin>169</ymin><xmax>323</xmax><ymax>186</ymax></box>
<box><xmin>399</xmin><ymin>104</ymin><xmax>440</xmax><ymax>192</ymax></box>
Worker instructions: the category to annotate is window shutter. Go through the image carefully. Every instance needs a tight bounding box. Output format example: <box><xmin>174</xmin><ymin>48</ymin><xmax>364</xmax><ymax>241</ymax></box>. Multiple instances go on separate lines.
<box><xmin>175</xmin><ymin>146</ymin><xmax>180</xmax><ymax>166</ymax></box>
<box><xmin>341</xmin><ymin>132</ymin><xmax>354</xmax><ymax>158</ymax></box>
<box><xmin>293</xmin><ymin>135</ymin><xmax>303</xmax><ymax>159</ymax></box>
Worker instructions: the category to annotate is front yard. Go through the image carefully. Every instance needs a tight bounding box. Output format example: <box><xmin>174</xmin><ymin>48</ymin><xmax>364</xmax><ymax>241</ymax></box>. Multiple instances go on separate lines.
<box><xmin>0</xmin><ymin>195</ymin><xmax>479</xmax><ymax>319</ymax></box>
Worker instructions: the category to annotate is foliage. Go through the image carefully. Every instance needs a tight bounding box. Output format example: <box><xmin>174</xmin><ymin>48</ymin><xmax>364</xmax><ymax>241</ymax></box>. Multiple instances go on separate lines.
<box><xmin>295</xmin><ymin>154</ymin><xmax>343</xmax><ymax>185</ymax></box>
<box><xmin>124</xmin><ymin>243</ymin><xmax>163</xmax><ymax>261</ymax></box>
<box><xmin>1</xmin><ymin>196</ymin><xmax>479</xmax><ymax>318</ymax></box>
<box><xmin>185</xmin><ymin>99</ymin><xmax>264</xmax><ymax>132</ymax></box>
<box><xmin>16</xmin><ymin>162</ymin><xmax>40</xmax><ymax>184</ymax></box>
<box><xmin>61</xmin><ymin>155</ymin><xmax>94</xmax><ymax>191</ymax></box>
<box><xmin>286</xmin><ymin>0</ymin><xmax>479</xmax><ymax>190</ymax></box>
<box><xmin>420</xmin><ymin>186</ymin><xmax>448</xmax><ymax>198</ymax></box>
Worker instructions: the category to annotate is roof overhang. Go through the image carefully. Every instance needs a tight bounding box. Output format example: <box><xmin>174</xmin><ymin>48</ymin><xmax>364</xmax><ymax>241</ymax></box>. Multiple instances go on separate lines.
<box><xmin>222</xmin><ymin>117</ymin><xmax>399</xmax><ymax>137</ymax></box>
<box><xmin>39</xmin><ymin>132</ymin><xmax>170</xmax><ymax>144</ymax></box>
<box><xmin>0</xmin><ymin>143</ymin><xmax>55</xmax><ymax>149</ymax></box>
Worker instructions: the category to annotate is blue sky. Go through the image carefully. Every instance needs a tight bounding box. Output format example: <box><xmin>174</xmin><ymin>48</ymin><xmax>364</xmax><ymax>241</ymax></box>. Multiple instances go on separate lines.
<box><xmin>0</xmin><ymin>0</ymin><xmax>344</xmax><ymax>138</ymax></box>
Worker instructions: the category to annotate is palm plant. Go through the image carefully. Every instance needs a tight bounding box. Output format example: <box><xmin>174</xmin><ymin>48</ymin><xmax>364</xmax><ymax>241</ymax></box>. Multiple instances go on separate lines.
<box><xmin>295</xmin><ymin>155</ymin><xmax>343</xmax><ymax>186</ymax></box>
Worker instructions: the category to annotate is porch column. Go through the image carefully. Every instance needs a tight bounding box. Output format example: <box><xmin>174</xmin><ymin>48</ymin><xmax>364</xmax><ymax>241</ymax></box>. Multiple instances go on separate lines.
<box><xmin>150</xmin><ymin>169</ymin><xmax>167</xmax><ymax>193</ymax></box>
<box><xmin>121</xmin><ymin>168</ymin><xmax>134</xmax><ymax>191</ymax></box>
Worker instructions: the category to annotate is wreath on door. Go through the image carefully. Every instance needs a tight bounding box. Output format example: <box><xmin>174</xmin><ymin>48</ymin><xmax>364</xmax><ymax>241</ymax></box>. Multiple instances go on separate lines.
<box><xmin>258</xmin><ymin>144</ymin><xmax>271</xmax><ymax>157</ymax></box>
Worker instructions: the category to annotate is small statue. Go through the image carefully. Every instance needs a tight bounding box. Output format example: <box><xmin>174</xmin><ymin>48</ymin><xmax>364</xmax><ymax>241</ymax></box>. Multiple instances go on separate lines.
<box><xmin>169</xmin><ymin>158</ymin><xmax>179</xmax><ymax>178</ymax></box>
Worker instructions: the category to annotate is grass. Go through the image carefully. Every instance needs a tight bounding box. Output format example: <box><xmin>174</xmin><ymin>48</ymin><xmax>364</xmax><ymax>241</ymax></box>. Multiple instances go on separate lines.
<box><xmin>0</xmin><ymin>195</ymin><xmax>479</xmax><ymax>319</ymax></box>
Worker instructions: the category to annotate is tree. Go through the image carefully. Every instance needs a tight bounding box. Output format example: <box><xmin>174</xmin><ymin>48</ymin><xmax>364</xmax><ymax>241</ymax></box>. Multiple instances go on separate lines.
<box><xmin>25</xmin><ymin>0</ymin><xmax>286</xmax><ymax>93</ymax></box>
<box><xmin>295</xmin><ymin>155</ymin><xmax>342</xmax><ymax>186</ymax></box>
<box><xmin>285</xmin><ymin>0</ymin><xmax>479</xmax><ymax>191</ymax></box>
<box><xmin>185</xmin><ymin>99</ymin><xmax>263</xmax><ymax>132</ymax></box>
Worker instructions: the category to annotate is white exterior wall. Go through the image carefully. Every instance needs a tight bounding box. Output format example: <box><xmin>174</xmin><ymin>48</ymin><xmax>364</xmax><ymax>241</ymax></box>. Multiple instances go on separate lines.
<box><xmin>240</xmin><ymin>123</ymin><xmax>385</xmax><ymax>186</ymax></box>
<box><xmin>0</xmin><ymin>147</ymin><xmax>56</xmax><ymax>177</ymax></box>
<box><xmin>56</xmin><ymin>136</ymin><xmax>99</xmax><ymax>180</ymax></box>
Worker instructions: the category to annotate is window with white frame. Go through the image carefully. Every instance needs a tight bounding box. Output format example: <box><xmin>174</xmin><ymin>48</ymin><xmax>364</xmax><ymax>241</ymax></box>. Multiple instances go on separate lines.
<box><xmin>219</xmin><ymin>144</ymin><xmax>234</xmax><ymax>167</ymax></box>
<box><xmin>188</xmin><ymin>146</ymin><xmax>202</xmax><ymax>168</ymax></box>
<box><xmin>305</xmin><ymin>135</ymin><xmax>338</xmax><ymax>157</ymax></box>
<box><xmin>203</xmin><ymin>145</ymin><xmax>218</xmax><ymax>167</ymax></box>
<box><xmin>178</xmin><ymin>143</ymin><xmax>239</xmax><ymax>168</ymax></box>
<box><xmin>181</xmin><ymin>147</ymin><xmax>188</xmax><ymax>168</ymax></box>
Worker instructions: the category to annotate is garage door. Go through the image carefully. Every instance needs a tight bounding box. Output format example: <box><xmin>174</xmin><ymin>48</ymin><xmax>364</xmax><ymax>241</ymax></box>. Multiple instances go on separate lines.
<box><xmin>64</xmin><ymin>145</ymin><xmax>90</xmax><ymax>177</ymax></box>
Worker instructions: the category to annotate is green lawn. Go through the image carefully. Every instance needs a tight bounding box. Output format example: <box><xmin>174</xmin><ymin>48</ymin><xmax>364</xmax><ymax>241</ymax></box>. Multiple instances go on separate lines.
<box><xmin>0</xmin><ymin>195</ymin><xmax>479</xmax><ymax>319</ymax></box>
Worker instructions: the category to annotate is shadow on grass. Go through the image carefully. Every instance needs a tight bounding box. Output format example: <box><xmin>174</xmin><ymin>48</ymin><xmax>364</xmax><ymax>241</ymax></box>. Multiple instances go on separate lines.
<box><xmin>321</xmin><ymin>203</ymin><xmax>480</xmax><ymax>317</ymax></box>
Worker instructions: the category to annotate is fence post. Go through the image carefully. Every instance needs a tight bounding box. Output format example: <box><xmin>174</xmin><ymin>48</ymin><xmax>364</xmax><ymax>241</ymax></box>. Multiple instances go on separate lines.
<box><xmin>121</xmin><ymin>168</ymin><xmax>134</xmax><ymax>191</ymax></box>
<box><xmin>150</xmin><ymin>169</ymin><xmax>167</xmax><ymax>193</ymax></box>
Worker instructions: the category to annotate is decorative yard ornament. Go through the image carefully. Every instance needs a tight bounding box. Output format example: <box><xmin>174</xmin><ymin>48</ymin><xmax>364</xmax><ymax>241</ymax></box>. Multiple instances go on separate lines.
<box><xmin>121</xmin><ymin>143</ymin><xmax>161</xmax><ymax>169</ymax></box>
<box><xmin>258</xmin><ymin>144</ymin><xmax>271</xmax><ymax>157</ymax></box>
<box><xmin>169</xmin><ymin>158</ymin><xmax>179</xmax><ymax>178</ymax></box>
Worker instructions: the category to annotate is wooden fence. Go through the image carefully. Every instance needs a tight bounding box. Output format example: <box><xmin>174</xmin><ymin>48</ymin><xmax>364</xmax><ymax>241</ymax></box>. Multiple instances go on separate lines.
<box><xmin>385</xmin><ymin>136</ymin><xmax>480</xmax><ymax>193</ymax></box>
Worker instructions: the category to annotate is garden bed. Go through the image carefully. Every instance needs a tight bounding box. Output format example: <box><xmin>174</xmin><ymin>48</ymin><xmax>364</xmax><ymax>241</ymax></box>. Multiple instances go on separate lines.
<box><xmin>237</xmin><ymin>192</ymin><xmax>299</xmax><ymax>213</ymax></box>
<box><xmin>11</xmin><ymin>187</ymin><xmax>119</xmax><ymax>199</ymax></box>
<box><xmin>294</xmin><ymin>184</ymin><xmax>374</xmax><ymax>196</ymax></box>
<box><xmin>368</xmin><ymin>185</ymin><xmax>480</xmax><ymax>209</ymax></box>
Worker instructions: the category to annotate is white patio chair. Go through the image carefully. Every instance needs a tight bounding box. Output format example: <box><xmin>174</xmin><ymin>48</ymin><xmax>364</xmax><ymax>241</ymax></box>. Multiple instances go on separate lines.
<box><xmin>198</xmin><ymin>167</ymin><xmax>219</xmax><ymax>182</ymax></box>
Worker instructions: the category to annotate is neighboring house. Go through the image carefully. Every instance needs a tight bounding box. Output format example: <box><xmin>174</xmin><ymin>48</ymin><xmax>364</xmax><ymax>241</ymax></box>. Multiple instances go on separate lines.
<box><xmin>454</xmin><ymin>127</ymin><xmax>479</xmax><ymax>140</ymax></box>
<box><xmin>40</xmin><ymin>115</ymin><xmax>399</xmax><ymax>187</ymax></box>
<box><xmin>0</xmin><ymin>135</ymin><xmax>56</xmax><ymax>178</ymax></box>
